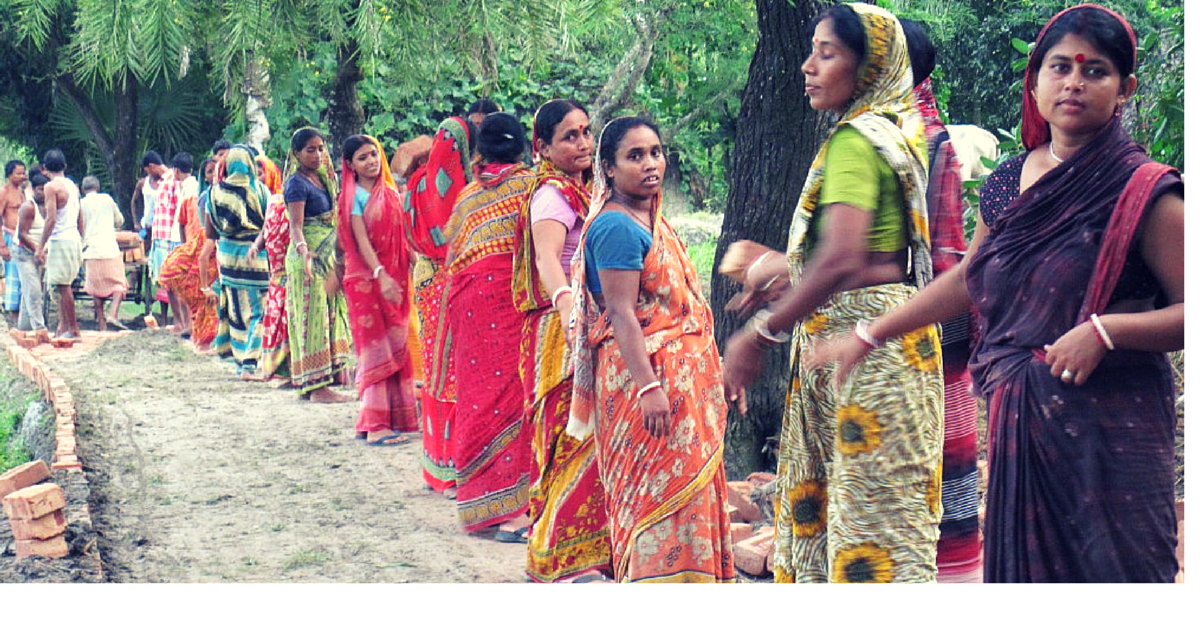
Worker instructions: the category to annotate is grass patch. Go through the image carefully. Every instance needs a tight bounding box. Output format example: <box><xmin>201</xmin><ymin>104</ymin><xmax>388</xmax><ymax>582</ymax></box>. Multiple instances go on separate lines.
<box><xmin>687</xmin><ymin>237</ymin><xmax>718</xmax><ymax>282</ymax></box>
<box><xmin>281</xmin><ymin>550</ymin><xmax>331</xmax><ymax>571</ymax></box>
<box><xmin>0</xmin><ymin>390</ymin><xmax>39</xmax><ymax>473</ymax></box>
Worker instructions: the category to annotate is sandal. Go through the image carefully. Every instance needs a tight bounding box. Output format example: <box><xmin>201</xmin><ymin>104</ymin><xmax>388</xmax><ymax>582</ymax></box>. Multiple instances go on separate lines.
<box><xmin>494</xmin><ymin>526</ymin><xmax>529</xmax><ymax>544</ymax></box>
<box><xmin>365</xmin><ymin>433</ymin><xmax>410</xmax><ymax>447</ymax></box>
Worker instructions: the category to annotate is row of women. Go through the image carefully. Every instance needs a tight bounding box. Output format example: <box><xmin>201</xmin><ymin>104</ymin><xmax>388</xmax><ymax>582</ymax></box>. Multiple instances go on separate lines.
<box><xmin>421</xmin><ymin>1</ymin><xmax>1180</xmax><ymax>584</ymax></box>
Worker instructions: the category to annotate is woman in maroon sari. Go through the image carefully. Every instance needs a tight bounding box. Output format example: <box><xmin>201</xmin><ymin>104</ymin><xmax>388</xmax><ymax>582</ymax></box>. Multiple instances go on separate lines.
<box><xmin>336</xmin><ymin>135</ymin><xmax>418</xmax><ymax>446</ymax></box>
<box><xmin>811</xmin><ymin>4</ymin><xmax>1182</xmax><ymax>582</ymax></box>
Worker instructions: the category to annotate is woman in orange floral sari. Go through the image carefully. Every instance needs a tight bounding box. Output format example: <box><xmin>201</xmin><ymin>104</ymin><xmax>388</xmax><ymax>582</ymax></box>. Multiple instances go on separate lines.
<box><xmin>569</xmin><ymin>117</ymin><xmax>734</xmax><ymax>583</ymax></box>
<box><xmin>514</xmin><ymin>100</ymin><xmax>611</xmax><ymax>582</ymax></box>
<box><xmin>159</xmin><ymin>158</ymin><xmax>218</xmax><ymax>351</ymax></box>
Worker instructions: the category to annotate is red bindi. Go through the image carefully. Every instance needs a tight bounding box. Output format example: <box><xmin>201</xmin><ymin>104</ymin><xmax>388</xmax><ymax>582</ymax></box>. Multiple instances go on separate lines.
<box><xmin>1074</xmin><ymin>53</ymin><xmax>1086</xmax><ymax>63</ymax></box>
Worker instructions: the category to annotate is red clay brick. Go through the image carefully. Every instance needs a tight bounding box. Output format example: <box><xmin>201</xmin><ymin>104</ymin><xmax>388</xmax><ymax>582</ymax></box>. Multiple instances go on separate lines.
<box><xmin>2</xmin><ymin>483</ymin><xmax>67</xmax><ymax>521</ymax></box>
<box><xmin>726</xmin><ymin>481</ymin><xmax>762</xmax><ymax>523</ymax></box>
<box><xmin>51</xmin><ymin>458</ymin><xmax>82</xmax><ymax>471</ymax></box>
<box><xmin>17</xmin><ymin>336</ymin><xmax>38</xmax><ymax>349</ymax></box>
<box><xmin>733</xmin><ymin>527</ymin><xmax>775</xmax><ymax>577</ymax></box>
<box><xmin>730</xmin><ymin>522</ymin><xmax>755</xmax><ymax>545</ymax></box>
<box><xmin>15</xmin><ymin>535</ymin><xmax>69</xmax><ymax>560</ymax></box>
<box><xmin>0</xmin><ymin>461</ymin><xmax>51</xmax><ymax>498</ymax></box>
<box><xmin>9</xmin><ymin>508</ymin><xmax>67</xmax><ymax>540</ymax></box>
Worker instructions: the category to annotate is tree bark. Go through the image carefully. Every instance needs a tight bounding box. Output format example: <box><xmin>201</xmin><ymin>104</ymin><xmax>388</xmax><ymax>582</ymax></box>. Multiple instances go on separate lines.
<box><xmin>715</xmin><ymin>0</ymin><xmax>833</xmax><ymax>479</ymax></box>
<box><xmin>327</xmin><ymin>40</ymin><xmax>365</xmax><ymax>165</ymax></box>
<box><xmin>53</xmin><ymin>71</ymin><xmax>139</xmax><ymax>225</ymax></box>
<box><xmin>591</xmin><ymin>11</ymin><xmax>659</xmax><ymax>134</ymax></box>
<box><xmin>243</xmin><ymin>52</ymin><xmax>272</xmax><ymax>154</ymax></box>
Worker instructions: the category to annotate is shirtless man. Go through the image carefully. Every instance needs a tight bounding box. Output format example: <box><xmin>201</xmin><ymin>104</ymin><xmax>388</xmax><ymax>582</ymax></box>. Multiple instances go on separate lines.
<box><xmin>36</xmin><ymin>149</ymin><xmax>85</xmax><ymax>340</ymax></box>
<box><xmin>2</xmin><ymin>160</ymin><xmax>29</xmax><ymax>315</ymax></box>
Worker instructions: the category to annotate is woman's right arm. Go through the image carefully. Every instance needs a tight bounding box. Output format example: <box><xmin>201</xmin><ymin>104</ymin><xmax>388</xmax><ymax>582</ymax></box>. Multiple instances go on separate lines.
<box><xmin>598</xmin><ymin>267</ymin><xmax>672</xmax><ymax>438</ymax></box>
<box><xmin>350</xmin><ymin>213</ymin><xmax>402</xmax><ymax>304</ymax></box>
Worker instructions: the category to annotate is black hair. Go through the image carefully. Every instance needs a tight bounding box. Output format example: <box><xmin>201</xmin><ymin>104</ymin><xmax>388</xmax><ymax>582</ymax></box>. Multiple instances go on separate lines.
<box><xmin>171</xmin><ymin>151</ymin><xmax>194</xmax><ymax>174</ymax></box>
<box><xmin>813</xmin><ymin>3</ymin><xmax>866</xmax><ymax>66</ymax></box>
<box><xmin>29</xmin><ymin>173</ymin><xmax>49</xmax><ymax>188</ymax></box>
<box><xmin>477</xmin><ymin>113</ymin><xmax>526</xmax><ymax>164</ymax></box>
<box><xmin>1030</xmin><ymin>7</ymin><xmax>1136</xmax><ymax>79</ymax></box>
<box><xmin>900</xmin><ymin>18</ymin><xmax>936</xmax><ymax>87</ymax></box>
<box><xmin>141</xmin><ymin>151</ymin><xmax>164</xmax><ymax>168</ymax></box>
<box><xmin>467</xmin><ymin>98</ymin><xmax>501</xmax><ymax>117</ymax></box>
<box><xmin>211</xmin><ymin>138</ymin><xmax>232</xmax><ymax>154</ymax></box>
<box><xmin>5</xmin><ymin>160</ymin><xmax>24</xmax><ymax>178</ymax></box>
<box><xmin>464</xmin><ymin>119</ymin><xmax>479</xmax><ymax>154</ymax></box>
<box><xmin>200</xmin><ymin>157</ymin><xmax>216</xmax><ymax>178</ymax></box>
<box><xmin>341</xmin><ymin>135</ymin><xmax>373</xmax><ymax>172</ymax></box>
<box><xmin>534</xmin><ymin>99</ymin><xmax>589</xmax><ymax>147</ymax></box>
<box><xmin>42</xmin><ymin>148</ymin><xmax>66</xmax><ymax>173</ymax></box>
<box><xmin>597</xmin><ymin>116</ymin><xmax>662</xmax><ymax>186</ymax></box>
<box><xmin>291</xmin><ymin>128</ymin><xmax>323</xmax><ymax>154</ymax></box>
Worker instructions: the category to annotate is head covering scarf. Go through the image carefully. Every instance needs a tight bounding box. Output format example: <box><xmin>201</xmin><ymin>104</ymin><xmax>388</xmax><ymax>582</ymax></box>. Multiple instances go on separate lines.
<box><xmin>404</xmin><ymin>117</ymin><xmax>472</xmax><ymax>261</ymax></box>
<box><xmin>1021</xmin><ymin>3</ymin><xmax>1137</xmax><ymax>151</ymax></box>
<box><xmin>786</xmin><ymin>2</ymin><xmax>932</xmax><ymax>288</ymax></box>
<box><xmin>208</xmin><ymin>145</ymin><xmax>269</xmax><ymax>239</ymax></box>
<box><xmin>256</xmin><ymin>154</ymin><xmax>284</xmax><ymax>195</ymax></box>
<box><xmin>512</xmin><ymin>102</ymin><xmax>593</xmax><ymax>312</ymax></box>
<box><xmin>913</xmin><ymin>77</ymin><xmax>967</xmax><ymax>275</ymax></box>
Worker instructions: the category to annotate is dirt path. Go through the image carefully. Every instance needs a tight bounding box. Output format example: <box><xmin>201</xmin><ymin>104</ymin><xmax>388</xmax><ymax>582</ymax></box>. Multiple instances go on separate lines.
<box><xmin>55</xmin><ymin>330</ymin><xmax>524</xmax><ymax>583</ymax></box>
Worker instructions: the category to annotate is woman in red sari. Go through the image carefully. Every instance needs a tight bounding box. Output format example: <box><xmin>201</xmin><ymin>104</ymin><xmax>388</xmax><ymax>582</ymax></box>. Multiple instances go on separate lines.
<box><xmin>443</xmin><ymin>112</ymin><xmax>534</xmax><ymax>539</ymax></box>
<box><xmin>811</xmin><ymin>4</ymin><xmax>1183</xmax><ymax>582</ymax></box>
<box><xmin>335</xmin><ymin>135</ymin><xmax>418</xmax><ymax>446</ymax></box>
<box><xmin>404</xmin><ymin>117</ymin><xmax>472</xmax><ymax>495</ymax></box>
<box><xmin>514</xmin><ymin>99</ymin><xmax>611</xmax><ymax>581</ymax></box>
<box><xmin>569</xmin><ymin>117</ymin><xmax>735</xmax><ymax>583</ymax></box>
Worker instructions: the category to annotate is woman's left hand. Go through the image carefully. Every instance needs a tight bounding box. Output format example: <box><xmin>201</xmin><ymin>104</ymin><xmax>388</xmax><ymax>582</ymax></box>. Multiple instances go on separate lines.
<box><xmin>378</xmin><ymin>272</ymin><xmax>402</xmax><ymax>304</ymax></box>
<box><xmin>1043</xmin><ymin>321</ymin><xmax>1108</xmax><ymax>386</ymax></box>
<box><xmin>323</xmin><ymin>269</ymin><xmax>340</xmax><ymax>297</ymax></box>
<box><xmin>722</xmin><ymin>330</ymin><xmax>764</xmax><ymax>414</ymax></box>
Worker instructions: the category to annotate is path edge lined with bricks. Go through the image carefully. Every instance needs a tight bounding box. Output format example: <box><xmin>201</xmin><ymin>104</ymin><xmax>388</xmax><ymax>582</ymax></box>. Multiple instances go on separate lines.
<box><xmin>1</xmin><ymin>320</ymin><xmax>99</xmax><ymax>575</ymax></box>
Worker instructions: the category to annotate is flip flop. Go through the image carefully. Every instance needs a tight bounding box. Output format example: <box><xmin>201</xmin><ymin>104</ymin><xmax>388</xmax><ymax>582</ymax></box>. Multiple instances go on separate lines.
<box><xmin>571</xmin><ymin>573</ymin><xmax>612</xmax><ymax>583</ymax></box>
<box><xmin>494</xmin><ymin>526</ymin><xmax>529</xmax><ymax>544</ymax></box>
<box><xmin>106</xmin><ymin>318</ymin><xmax>129</xmax><ymax>331</ymax></box>
<box><xmin>366</xmin><ymin>433</ymin><xmax>410</xmax><ymax>447</ymax></box>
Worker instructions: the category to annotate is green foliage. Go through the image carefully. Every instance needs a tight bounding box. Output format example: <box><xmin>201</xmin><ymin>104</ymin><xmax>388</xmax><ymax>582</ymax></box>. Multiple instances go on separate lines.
<box><xmin>0</xmin><ymin>391</ymin><xmax>37</xmax><ymax>473</ymax></box>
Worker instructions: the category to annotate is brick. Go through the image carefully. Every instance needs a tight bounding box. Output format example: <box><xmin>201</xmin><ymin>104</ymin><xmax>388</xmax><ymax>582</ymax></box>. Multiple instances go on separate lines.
<box><xmin>55</xmin><ymin>436</ymin><xmax>77</xmax><ymax>455</ymax></box>
<box><xmin>746</xmin><ymin>472</ymin><xmax>776</xmax><ymax>488</ymax></box>
<box><xmin>51</xmin><ymin>458</ymin><xmax>82</xmax><ymax>471</ymax></box>
<box><xmin>34</xmin><ymin>329</ymin><xmax>51</xmax><ymax>344</ymax></box>
<box><xmin>730</xmin><ymin>522</ymin><xmax>755</xmax><ymax>545</ymax></box>
<box><xmin>8</xmin><ymin>328</ymin><xmax>26</xmax><ymax>340</ymax></box>
<box><xmin>2</xmin><ymin>483</ymin><xmax>67</xmax><ymax>521</ymax></box>
<box><xmin>15</xmin><ymin>535</ymin><xmax>70</xmax><ymax>560</ymax></box>
<box><xmin>726</xmin><ymin>480</ymin><xmax>762</xmax><ymax>523</ymax></box>
<box><xmin>51</xmin><ymin>337</ymin><xmax>75</xmax><ymax>348</ymax></box>
<box><xmin>0</xmin><ymin>461</ymin><xmax>51</xmax><ymax>498</ymax></box>
<box><xmin>17</xmin><ymin>336</ymin><xmax>38</xmax><ymax>349</ymax></box>
<box><xmin>733</xmin><ymin>527</ymin><xmax>775</xmax><ymax>577</ymax></box>
<box><xmin>9</xmin><ymin>508</ymin><xmax>67</xmax><ymax>540</ymax></box>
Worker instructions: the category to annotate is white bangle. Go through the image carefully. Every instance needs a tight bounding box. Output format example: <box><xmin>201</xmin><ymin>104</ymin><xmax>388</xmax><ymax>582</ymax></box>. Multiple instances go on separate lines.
<box><xmin>1090</xmin><ymin>313</ymin><xmax>1115</xmax><ymax>351</ymax></box>
<box><xmin>372</xmin><ymin>265</ymin><xmax>385</xmax><ymax>280</ymax></box>
<box><xmin>746</xmin><ymin>251</ymin><xmax>771</xmax><ymax>286</ymax></box>
<box><xmin>636</xmin><ymin>381</ymin><xmax>662</xmax><ymax>400</ymax></box>
<box><xmin>854</xmin><ymin>320</ymin><xmax>884</xmax><ymax>349</ymax></box>
<box><xmin>752</xmin><ymin>309</ymin><xmax>789</xmax><ymax>345</ymax></box>
<box><xmin>551</xmin><ymin>286</ymin><xmax>571</xmax><ymax>306</ymax></box>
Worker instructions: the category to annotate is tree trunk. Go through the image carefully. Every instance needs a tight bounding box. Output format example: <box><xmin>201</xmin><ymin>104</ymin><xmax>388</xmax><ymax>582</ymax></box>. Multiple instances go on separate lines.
<box><xmin>714</xmin><ymin>0</ymin><xmax>833</xmax><ymax>479</ymax></box>
<box><xmin>591</xmin><ymin>11</ymin><xmax>659</xmax><ymax>134</ymax></box>
<box><xmin>54</xmin><ymin>71</ymin><xmax>139</xmax><ymax>225</ymax></box>
<box><xmin>243</xmin><ymin>52</ymin><xmax>272</xmax><ymax>154</ymax></box>
<box><xmin>327</xmin><ymin>41</ymin><xmax>365</xmax><ymax>165</ymax></box>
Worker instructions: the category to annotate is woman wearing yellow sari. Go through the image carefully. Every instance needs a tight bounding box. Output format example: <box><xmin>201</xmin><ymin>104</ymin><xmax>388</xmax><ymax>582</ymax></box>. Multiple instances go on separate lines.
<box><xmin>514</xmin><ymin>100</ymin><xmax>611</xmax><ymax>582</ymax></box>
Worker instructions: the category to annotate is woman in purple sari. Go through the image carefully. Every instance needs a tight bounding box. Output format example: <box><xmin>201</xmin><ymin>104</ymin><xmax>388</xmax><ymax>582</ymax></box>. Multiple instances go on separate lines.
<box><xmin>810</xmin><ymin>4</ymin><xmax>1183</xmax><ymax>582</ymax></box>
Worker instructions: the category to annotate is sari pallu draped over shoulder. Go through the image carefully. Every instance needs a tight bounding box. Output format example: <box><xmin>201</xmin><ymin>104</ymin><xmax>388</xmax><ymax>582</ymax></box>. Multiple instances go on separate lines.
<box><xmin>513</xmin><ymin>159</ymin><xmax>611</xmax><ymax>582</ymax></box>
<box><xmin>964</xmin><ymin>114</ymin><xmax>1181</xmax><ymax>583</ymax></box>
<box><xmin>336</xmin><ymin>136</ymin><xmax>416</xmax><ymax>431</ymax></box>
<box><xmin>567</xmin><ymin>186</ymin><xmax>734</xmax><ymax>583</ymax></box>
<box><xmin>444</xmin><ymin>162</ymin><xmax>535</xmax><ymax>532</ymax></box>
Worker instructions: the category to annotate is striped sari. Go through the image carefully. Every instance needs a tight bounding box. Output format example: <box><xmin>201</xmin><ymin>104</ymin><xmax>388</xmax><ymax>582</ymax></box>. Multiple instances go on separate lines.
<box><xmin>444</xmin><ymin>163</ymin><xmax>534</xmax><ymax>532</ymax></box>
<box><xmin>513</xmin><ymin>162</ymin><xmax>611</xmax><ymax>582</ymax></box>
<box><xmin>569</xmin><ymin>196</ymin><xmax>735</xmax><ymax>584</ymax></box>
<box><xmin>207</xmin><ymin>147</ymin><xmax>270</xmax><ymax>376</ymax></box>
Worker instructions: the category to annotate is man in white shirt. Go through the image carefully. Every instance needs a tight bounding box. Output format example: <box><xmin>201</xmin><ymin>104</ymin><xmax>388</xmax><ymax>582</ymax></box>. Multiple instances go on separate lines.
<box><xmin>79</xmin><ymin>175</ymin><xmax>128</xmax><ymax>331</ymax></box>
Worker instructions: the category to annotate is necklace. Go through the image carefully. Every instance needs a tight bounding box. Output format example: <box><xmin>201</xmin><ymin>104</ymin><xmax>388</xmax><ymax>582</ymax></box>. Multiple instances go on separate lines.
<box><xmin>1049</xmin><ymin>141</ymin><xmax>1066</xmax><ymax>163</ymax></box>
<box><xmin>610</xmin><ymin>199</ymin><xmax>652</xmax><ymax>231</ymax></box>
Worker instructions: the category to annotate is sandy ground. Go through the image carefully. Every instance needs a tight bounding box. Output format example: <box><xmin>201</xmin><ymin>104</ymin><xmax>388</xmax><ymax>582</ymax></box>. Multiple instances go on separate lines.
<box><xmin>50</xmin><ymin>329</ymin><xmax>525</xmax><ymax>583</ymax></box>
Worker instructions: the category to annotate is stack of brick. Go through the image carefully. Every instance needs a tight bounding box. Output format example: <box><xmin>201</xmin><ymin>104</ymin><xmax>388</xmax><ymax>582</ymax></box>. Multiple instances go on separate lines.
<box><xmin>1</xmin><ymin>461</ymin><xmax>70</xmax><ymax>559</ymax></box>
<box><xmin>727</xmin><ymin>474</ymin><xmax>778</xmax><ymax>577</ymax></box>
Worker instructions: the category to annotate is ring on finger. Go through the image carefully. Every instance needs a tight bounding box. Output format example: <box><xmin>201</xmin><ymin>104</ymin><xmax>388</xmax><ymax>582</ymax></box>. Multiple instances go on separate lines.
<box><xmin>1061</xmin><ymin>369</ymin><xmax>1074</xmax><ymax>382</ymax></box>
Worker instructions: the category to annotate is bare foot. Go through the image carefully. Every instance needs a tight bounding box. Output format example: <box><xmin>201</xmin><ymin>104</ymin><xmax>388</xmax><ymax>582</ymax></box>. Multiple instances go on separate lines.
<box><xmin>444</xmin><ymin>486</ymin><xmax>458</xmax><ymax>500</ymax></box>
<box><xmin>498</xmin><ymin>513</ymin><xmax>532</xmax><ymax>534</ymax></box>
<box><xmin>308</xmin><ymin>387</ymin><xmax>353</xmax><ymax>403</ymax></box>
